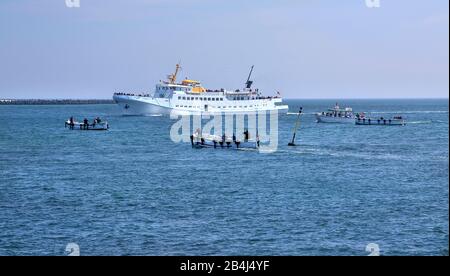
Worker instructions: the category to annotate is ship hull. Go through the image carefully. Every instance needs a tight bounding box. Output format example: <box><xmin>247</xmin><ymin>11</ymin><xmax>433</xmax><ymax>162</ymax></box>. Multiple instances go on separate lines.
<box><xmin>113</xmin><ymin>95</ymin><xmax>288</xmax><ymax>116</ymax></box>
<box><xmin>114</xmin><ymin>95</ymin><xmax>171</xmax><ymax>116</ymax></box>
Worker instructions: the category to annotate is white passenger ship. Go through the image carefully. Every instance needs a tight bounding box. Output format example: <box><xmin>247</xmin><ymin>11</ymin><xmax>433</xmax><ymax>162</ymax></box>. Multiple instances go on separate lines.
<box><xmin>113</xmin><ymin>64</ymin><xmax>289</xmax><ymax>115</ymax></box>
<box><xmin>315</xmin><ymin>103</ymin><xmax>355</xmax><ymax>124</ymax></box>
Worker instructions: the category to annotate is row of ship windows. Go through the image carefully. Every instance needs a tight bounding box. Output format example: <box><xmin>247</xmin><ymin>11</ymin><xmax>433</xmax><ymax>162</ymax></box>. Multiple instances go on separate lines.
<box><xmin>175</xmin><ymin>105</ymin><xmax>266</xmax><ymax>109</ymax></box>
<box><xmin>178</xmin><ymin>96</ymin><xmax>254</xmax><ymax>101</ymax></box>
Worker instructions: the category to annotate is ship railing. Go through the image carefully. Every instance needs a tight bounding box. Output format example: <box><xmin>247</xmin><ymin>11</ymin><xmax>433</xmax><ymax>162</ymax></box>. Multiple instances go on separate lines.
<box><xmin>114</xmin><ymin>92</ymin><xmax>152</xmax><ymax>97</ymax></box>
<box><xmin>255</xmin><ymin>96</ymin><xmax>280</xmax><ymax>100</ymax></box>
<box><xmin>205</xmin><ymin>89</ymin><xmax>226</xmax><ymax>93</ymax></box>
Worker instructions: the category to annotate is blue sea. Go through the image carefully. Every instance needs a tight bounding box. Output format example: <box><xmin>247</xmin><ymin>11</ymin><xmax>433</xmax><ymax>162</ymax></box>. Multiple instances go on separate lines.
<box><xmin>0</xmin><ymin>99</ymin><xmax>448</xmax><ymax>256</ymax></box>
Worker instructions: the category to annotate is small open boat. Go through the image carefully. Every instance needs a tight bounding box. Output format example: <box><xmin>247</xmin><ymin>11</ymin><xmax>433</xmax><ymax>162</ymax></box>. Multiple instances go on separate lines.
<box><xmin>65</xmin><ymin>118</ymin><xmax>109</xmax><ymax>130</ymax></box>
<box><xmin>355</xmin><ymin>115</ymin><xmax>406</xmax><ymax>126</ymax></box>
<box><xmin>190</xmin><ymin>132</ymin><xmax>259</xmax><ymax>150</ymax></box>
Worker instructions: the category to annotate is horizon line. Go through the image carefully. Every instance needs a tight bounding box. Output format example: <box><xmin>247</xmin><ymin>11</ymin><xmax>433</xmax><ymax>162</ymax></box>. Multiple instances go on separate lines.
<box><xmin>1</xmin><ymin>97</ymin><xmax>449</xmax><ymax>100</ymax></box>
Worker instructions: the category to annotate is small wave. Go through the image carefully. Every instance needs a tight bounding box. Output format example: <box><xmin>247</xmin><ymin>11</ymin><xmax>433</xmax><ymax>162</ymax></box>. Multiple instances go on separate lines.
<box><xmin>144</xmin><ymin>114</ymin><xmax>163</xmax><ymax>117</ymax></box>
<box><xmin>283</xmin><ymin>145</ymin><xmax>430</xmax><ymax>161</ymax></box>
<box><xmin>408</xmin><ymin>121</ymin><xmax>433</xmax><ymax>124</ymax></box>
<box><xmin>287</xmin><ymin>112</ymin><xmax>315</xmax><ymax>115</ymax></box>
<box><xmin>237</xmin><ymin>148</ymin><xmax>258</xmax><ymax>152</ymax></box>
<box><xmin>289</xmin><ymin>149</ymin><xmax>416</xmax><ymax>161</ymax></box>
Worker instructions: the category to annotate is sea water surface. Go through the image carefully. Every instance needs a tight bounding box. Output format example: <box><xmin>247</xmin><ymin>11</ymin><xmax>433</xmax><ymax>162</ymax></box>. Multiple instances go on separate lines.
<box><xmin>0</xmin><ymin>99</ymin><xmax>448</xmax><ymax>256</ymax></box>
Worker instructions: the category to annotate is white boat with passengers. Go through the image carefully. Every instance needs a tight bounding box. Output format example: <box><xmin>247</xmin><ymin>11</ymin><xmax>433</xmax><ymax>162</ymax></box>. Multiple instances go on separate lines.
<box><xmin>113</xmin><ymin>64</ymin><xmax>289</xmax><ymax>116</ymax></box>
<box><xmin>316</xmin><ymin>103</ymin><xmax>355</xmax><ymax>124</ymax></box>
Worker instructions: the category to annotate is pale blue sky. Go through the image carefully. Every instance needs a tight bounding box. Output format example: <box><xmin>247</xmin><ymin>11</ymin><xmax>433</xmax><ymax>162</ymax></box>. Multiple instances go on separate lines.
<box><xmin>0</xmin><ymin>0</ymin><xmax>448</xmax><ymax>99</ymax></box>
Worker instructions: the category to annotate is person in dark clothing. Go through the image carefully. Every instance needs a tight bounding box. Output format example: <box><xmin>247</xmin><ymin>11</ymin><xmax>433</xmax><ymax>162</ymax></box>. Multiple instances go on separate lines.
<box><xmin>244</xmin><ymin>130</ymin><xmax>249</xmax><ymax>141</ymax></box>
<box><xmin>83</xmin><ymin>118</ymin><xmax>89</xmax><ymax>129</ymax></box>
<box><xmin>69</xmin><ymin>117</ymin><xmax>74</xmax><ymax>129</ymax></box>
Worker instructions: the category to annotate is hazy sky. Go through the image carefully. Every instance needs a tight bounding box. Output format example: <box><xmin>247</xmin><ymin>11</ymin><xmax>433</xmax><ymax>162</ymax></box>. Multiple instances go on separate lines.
<box><xmin>0</xmin><ymin>0</ymin><xmax>448</xmax><ymax>99</ymax></box>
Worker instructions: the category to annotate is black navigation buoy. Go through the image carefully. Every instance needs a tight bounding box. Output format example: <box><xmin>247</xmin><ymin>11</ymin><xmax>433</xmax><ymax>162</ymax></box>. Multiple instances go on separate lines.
<box><xmin>288</xmin><ymin>107</ymin><xmax>303</xmax><ymax>146</ymax></box>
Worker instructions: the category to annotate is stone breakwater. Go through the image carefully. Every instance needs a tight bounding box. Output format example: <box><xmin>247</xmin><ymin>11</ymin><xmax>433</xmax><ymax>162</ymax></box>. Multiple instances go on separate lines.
<box><xmin>0</xmin><ymin>99</ymin><xmax>114</xmax><ymax>105</ymax></box>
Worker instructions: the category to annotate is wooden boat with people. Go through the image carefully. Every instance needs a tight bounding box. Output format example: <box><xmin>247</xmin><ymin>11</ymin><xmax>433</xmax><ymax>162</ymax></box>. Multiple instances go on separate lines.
<box><xmin>355</xmin><ymin>114</ymin><xmax>406</xmax><ymax>126</ymax></box>
<box><xmin>65</xmin><ymin>117</ymin><xmax>109</xmax><ymax>131</ymax></box>
<box><xmin>190</xmin><ymin>129</ymin><xmax>259</xmax><ymax>150</ymax></box>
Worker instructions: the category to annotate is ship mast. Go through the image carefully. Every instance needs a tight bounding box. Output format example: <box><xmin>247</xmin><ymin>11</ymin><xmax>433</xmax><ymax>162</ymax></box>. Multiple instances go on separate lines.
<box><xmin>167</xmin><ymin>63</ymin><xmax>181</xmax><ymax>84</ymax></box>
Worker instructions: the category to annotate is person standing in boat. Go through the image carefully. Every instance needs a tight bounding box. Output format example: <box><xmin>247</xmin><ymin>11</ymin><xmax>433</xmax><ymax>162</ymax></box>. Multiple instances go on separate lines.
<box><xmin>83</xmin><ymin>118</ymin><xmax>89</xmax><ymax>129</ymax></box>
<box><xmin>69</xmin><ymin>116</ymin><xmax>74</xmax><ymax>129</ymax></box>
<box><xmin>244</xmin><ymin>129</ymin><xmax>250</xmax><ymax>141</ymax></box>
